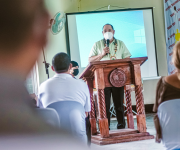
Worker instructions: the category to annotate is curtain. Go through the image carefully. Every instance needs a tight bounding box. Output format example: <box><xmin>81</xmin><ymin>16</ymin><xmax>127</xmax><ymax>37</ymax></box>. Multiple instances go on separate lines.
<box><xmin>25</xmin><ymin>62</ymin><xmax>39</xmax><ymax>96</ymax></box>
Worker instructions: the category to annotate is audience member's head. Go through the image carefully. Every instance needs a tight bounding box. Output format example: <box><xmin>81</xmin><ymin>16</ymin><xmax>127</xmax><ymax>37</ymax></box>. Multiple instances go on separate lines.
<box><xmin>172</xmin><ymin>41</ymin><xmax>180</xmax><ymax>78</ymax></box>
<box><xmin>52</xmin><ymin>53</ymin><xmax>72</xmax><ymax>74</ymax></box>
<box><xmin>70</xmin><ymin>61</ymin><xmax>79</xmax><ymax>77</ymax></box>
<box><xmin>0</xmin><ymin>0</ymin><xmax>49</xmax><ymax>79</ymax></box>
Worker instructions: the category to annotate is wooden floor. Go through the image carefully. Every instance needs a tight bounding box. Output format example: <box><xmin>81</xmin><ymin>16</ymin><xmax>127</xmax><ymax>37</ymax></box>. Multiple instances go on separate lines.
<box><xmin>92</xmin><ymin>128</ymin><xmax>154</xmax><ymax>145</ymax></box>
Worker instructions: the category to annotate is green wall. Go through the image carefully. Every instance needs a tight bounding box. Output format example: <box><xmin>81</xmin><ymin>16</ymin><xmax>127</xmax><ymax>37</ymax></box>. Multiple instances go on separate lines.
<box><xmin>38</xmin><ymin>0</ymin><xmax>167</xmax><ymax>84</ymax></box>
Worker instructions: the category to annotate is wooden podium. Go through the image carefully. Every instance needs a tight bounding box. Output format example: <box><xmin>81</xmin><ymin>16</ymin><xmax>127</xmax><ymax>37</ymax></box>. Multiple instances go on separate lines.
<box><xmin>79</xmin><ymin>57</ymin><xmax>154</xmax><ymax>145</ymax></box>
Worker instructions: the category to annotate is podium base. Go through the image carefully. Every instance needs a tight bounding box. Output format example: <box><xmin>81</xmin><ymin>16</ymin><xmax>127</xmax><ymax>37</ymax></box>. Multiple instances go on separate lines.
<box><xmin>99</xmin><ymin>118</ymin><xmax>109</xmax><ymax>138</ymax></box>
<box><xmin>91</xmin><ymin>128</ymin><xmax>154</xmax><ymax>145</ymax></box>
<box><xmin>90</xmin><ymin>118</ymin><xmax>97</xmax><ymax>135</ymax></box>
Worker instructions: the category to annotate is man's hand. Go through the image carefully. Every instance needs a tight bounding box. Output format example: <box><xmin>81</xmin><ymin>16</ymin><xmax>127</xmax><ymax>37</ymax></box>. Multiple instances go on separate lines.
<box><xmin>102</xmin><ymin>47</ymin><xmax>110</xmax><ymax>56</ymax></box>
<box><xmin>85</xmin><ymin>112</ymin><xmax>89</xmax><ymax>117</ymax></box>
<box><xmin>89</xmin><ymin>47</ymin><xmax>109</xmax><ymax>62</ymax></box>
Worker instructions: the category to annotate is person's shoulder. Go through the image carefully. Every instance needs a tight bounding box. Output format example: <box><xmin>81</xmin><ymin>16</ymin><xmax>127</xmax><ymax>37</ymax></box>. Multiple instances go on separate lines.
<box><xmin>73</xmin><ymin>78</ymin><xmax>88</xmax><ymax>88</ymax></box>
<box><xmin>94</xmin><ymin>39</ymin><xmax>104</xmax><ymax>45</ymax></box>
<box><xmin>74</xmin><ymin>78</ymin><xmax>86</xmax><ymax>84</ymax></box>
<box><xmin>156</xmin><ymin>76</ymin><xmax>166</xmax><ymax>91</ymax></box>
<box><xmin>116</xmin><ymin>39</ymin><xmax>122</xmax><ymax>42</ymax></box>
<box><xmin>165</xmin><ymin>74</ymin><xmax>176</xmax><ymax>82</ymax></box>
<box><xmin>164</xmin><ymin>74</ymin><xmax>180</xmax><ymax>89</ymax></box>
<box><xmin>39</xmin><ymin>77</ymin><xmax>55</xmax><ymax>88</ymax></box>
<box><xmin>157</xmin><ymin>76</ymin><xmax>164</xmax><ymax>84</ymax></box>
<box><xmin>116</xmin><ymin>39</ymin><xmax>124</xmax><ymax>44</ymax></box>
<box><xmin>163</xmin><ymin>75</ymin><xmax>176</xmax><ymax>86</ymax></box>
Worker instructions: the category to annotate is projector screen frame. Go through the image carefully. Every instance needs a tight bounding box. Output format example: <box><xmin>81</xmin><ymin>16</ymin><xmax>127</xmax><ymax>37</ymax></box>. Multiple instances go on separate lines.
<box><xmin>65</xmin><ymin>7</ymin><xmax>159</xmax><ymax>76</ymax></box>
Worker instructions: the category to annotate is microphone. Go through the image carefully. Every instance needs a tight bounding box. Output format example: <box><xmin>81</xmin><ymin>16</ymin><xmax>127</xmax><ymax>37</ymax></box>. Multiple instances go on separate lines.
<box><xmin>106</xmin><ymin>39</ymin><xmax>110</xmax><ymax>47</ymax></box>
<box><xmin>106</xmin><ymin>39</ymin><xmax>110</xmax><ymax>55</ymax></box>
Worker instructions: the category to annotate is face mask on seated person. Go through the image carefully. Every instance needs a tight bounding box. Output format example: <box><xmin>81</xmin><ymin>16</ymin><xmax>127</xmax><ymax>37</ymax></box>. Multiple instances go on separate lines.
<box><xmin>104</xmin><ymin>32</ymin><xmax>113</xmax><ymax>40</ymax></box>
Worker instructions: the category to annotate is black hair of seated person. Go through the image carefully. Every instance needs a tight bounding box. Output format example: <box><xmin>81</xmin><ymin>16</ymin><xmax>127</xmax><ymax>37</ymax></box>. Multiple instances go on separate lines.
<box><xmin>102</xmin><ymin>23</ymin><xmax>114</xmax><ymax>31</ymax></box>
<box><xmin>52</xmin><ymin>52</ymin><xmax>71</xmax><ymax>73</ymax></box>
<box><xmin>71</xmin><ymin>61</ymin><xmax>79</xmax><ymax>68</ymax></box>
<box><xmin>71</xmin><ymin>61</ymin><xmax>79</xmax><ymax>76</ymax></box>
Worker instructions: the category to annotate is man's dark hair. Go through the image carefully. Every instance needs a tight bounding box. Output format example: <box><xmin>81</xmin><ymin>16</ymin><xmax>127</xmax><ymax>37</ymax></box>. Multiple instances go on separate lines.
<box><xmin>102</xmin><ymin>24</ymin><xmax>114</xmax><ymax>31</ymax></box>
<box><xmin>0</xmin><ymin>0</ymin><xmax>46</xmax><ymax>51</ymax></box>
<box><xmin>71</xmin><ymin>61</ymin><xmax>79</xmax><ymax>67</ymax></box>
<box><xmin>52</xmin><ymin>53</ymin><xmax>71</xmax><ymax>73</ymax></box>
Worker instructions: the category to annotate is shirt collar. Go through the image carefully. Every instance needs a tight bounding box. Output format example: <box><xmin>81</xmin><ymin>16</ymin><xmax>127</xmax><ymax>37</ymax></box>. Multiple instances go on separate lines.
<box><xmin>112</xmin><ymin>38</ymin><xmax>116</xmax><ymax>44</ymax></box>
<box><xmin>54</xmin><ymin>73</ymin><xmax>73</xmax><ymax>78</ymax></box>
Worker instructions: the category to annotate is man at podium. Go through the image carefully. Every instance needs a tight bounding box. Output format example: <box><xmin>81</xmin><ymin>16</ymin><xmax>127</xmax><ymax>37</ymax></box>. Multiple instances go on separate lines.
<box><xmin>88</xmin><ymin>24</ymin><xmax>131</xmax><ymax>129</ymax></box>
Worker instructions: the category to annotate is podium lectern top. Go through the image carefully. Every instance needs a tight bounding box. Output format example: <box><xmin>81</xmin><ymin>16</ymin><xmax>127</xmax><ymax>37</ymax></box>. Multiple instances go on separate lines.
<box><xmin>79</xmin><ymin>57</ymin><xmax>147</xmax><ymax>79</ymax></box>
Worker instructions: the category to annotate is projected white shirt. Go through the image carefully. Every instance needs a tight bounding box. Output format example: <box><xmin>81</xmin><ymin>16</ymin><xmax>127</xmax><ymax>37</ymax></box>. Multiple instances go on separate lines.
<box><xmin>38</xmin><ymin>73</ymin><xmax>91</xmax><ymax>112</ymax></box>
<box><xmin>89</xmin><ymin>39</ymin><xmax>131</xmax><ymax>60</ymax></box>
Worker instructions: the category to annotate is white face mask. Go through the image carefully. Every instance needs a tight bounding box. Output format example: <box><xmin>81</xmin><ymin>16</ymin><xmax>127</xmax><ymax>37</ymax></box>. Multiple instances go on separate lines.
<box><xmin>104</xmin><ymin>32</ymin><xmax>113</xmax><ymax>40</ymax></box>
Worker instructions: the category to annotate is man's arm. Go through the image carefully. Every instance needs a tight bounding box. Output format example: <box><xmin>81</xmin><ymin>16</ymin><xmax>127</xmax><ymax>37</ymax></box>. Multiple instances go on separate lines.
<box><xmin>88</xmin><ymin>54</ymin><xmax>103</xmax><ymax>62</ymax></box>
<box><xmin>121</xmin><ymin>41</ymin><xmax>132</xmax><ymax>59</ymax></box>
<box><xmin>83</xmin><ymin>82</ymin><xmax>91</xmax><ymax>116</ymax></box>
<box><xmin>89</xmin><ymin>47</ymin><xmax>109</xmax><ymax>62</ymax></box>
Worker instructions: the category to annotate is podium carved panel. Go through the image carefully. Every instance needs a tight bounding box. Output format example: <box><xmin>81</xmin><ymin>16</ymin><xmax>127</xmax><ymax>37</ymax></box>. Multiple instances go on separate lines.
<box><xmin>109</xmin><ymin>69</ymin><xmax>127</xmax><ymax>87</ymax></box>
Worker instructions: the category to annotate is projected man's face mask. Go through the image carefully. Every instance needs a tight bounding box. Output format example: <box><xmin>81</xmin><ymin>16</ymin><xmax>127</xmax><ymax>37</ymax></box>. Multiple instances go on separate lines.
<box><xmin>102</xmin><ymin>25</ymin><xmax>115</xmax><ymax>40</ymax></box>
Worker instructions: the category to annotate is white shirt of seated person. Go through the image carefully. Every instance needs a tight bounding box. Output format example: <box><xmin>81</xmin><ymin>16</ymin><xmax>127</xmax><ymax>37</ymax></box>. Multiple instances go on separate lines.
<box><xmin>38</xmin><ymin>64</ymin><xmax>91</xmax><ymax>113</ymax></box>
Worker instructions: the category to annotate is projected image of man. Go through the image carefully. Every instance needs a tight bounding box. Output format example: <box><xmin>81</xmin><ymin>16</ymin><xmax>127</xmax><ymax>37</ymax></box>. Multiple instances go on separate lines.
<box><xmin>88</xmin><ymin>24</ymin><xmax>131</xmax><ymax>129</ymax></box>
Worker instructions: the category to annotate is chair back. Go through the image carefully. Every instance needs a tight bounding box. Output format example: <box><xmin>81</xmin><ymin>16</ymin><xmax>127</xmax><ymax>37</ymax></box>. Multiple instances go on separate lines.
<box><xmin>36</xmin><ymin>108</ymin><xmax>60</xmax><ymax>127</ymax></box>
<box><xmin>158</xmin><ymin>99</ymin><xmax>180</xmax><ymax>149</ymax></box>
<box><xmin>47</xmin><ymin>101</ymin><xmax>86</xmax><ymax>143</ymax></box>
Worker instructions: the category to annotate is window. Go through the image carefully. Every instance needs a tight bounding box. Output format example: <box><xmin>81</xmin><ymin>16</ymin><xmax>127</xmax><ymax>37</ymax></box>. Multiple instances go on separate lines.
<box><xmin>134</xmin><ymin>29</ymin><xmax>146</xmax><ymax>44</ymax></box>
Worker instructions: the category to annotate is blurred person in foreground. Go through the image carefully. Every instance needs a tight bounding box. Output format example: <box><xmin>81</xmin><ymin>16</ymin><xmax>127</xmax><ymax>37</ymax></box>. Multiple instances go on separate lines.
<box><xmin>153</xmin><ymin>42</ymin><xmax>180</xmax><ymax>149</ymax></box>
<box><xmin>0</xmin><ymin>0</ymin><xmax>92</xmax><ymax>149</ymax></box>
